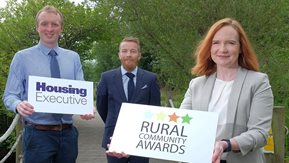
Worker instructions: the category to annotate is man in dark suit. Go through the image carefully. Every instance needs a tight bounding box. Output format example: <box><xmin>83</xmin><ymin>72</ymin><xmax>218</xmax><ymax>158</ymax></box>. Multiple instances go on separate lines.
<box><xmin>96</xmin><ymin>37</ymin><xmax>161</xmax><ymax>163</ymax></box>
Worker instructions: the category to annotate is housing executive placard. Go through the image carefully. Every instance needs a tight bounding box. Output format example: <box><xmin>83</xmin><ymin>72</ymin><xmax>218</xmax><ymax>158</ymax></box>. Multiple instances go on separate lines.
<box><xmin>28</xmin><ymin>76</ymin><xmax>94</xmax><ymax>115</ymax></box>
<box><xmin>109</xmin><ymin>103</ymin><xmax>218</xmax><ymax>163</ymax></box>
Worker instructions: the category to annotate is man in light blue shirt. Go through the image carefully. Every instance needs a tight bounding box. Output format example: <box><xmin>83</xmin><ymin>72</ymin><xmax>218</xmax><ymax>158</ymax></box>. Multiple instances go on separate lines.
<box><xmin>3</xmin><ymin>5</ymin><xmax>94</xmax><ymax>163</ymax></box>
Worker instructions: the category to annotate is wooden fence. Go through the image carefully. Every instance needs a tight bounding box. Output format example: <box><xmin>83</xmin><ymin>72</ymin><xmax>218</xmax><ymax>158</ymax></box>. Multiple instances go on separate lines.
<box><xmin>265</xmin><ymin>106</ymin><xmax>286</xmax><ymax>163</ymax></box>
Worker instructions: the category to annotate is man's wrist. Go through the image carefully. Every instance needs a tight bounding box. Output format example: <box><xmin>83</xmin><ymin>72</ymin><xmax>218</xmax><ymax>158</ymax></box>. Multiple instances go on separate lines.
<box><xmin>221</xmin><ymin>139</ymin><xmax>232</xmax><ymax>152</ymax></box>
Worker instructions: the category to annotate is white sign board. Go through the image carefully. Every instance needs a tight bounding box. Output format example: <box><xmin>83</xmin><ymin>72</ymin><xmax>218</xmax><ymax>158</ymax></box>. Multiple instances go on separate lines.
<box><xmin>28</xmin><ymin>76</ymin><xmax>93</xmax><ymax>115</ymax></box>
<box><xmin>109</xmin><ymin>103</ymin><xmax>218</xmax><ymax>163</ymax></box>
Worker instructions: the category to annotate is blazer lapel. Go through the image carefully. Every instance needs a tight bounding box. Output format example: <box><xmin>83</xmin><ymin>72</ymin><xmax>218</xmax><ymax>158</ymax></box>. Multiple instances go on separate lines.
<box><xmin>227</xmin><ymin>67</ymin><xmax>248</xmax><ymax>132</ymax></box>
<box><xmin>113</xmin><ymin>68</ymin><xmax>127</xmax><ymax>102</ymax></box>
<box><xmin>132</xmin><ymin>68</ymin><xmax>144</xmax><ymax>102</ymax></box>
<box><xmin>200</xmin><ymin>73</ymin><xmax>216</xmax><ymax>111</ymax></box>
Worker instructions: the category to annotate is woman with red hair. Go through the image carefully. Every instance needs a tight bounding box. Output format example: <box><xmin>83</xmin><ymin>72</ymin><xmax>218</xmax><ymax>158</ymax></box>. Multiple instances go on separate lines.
<box><xmin>180</xmin><ymin>18</ymin><xmax>273</xmax><ymax>163</ymax></box>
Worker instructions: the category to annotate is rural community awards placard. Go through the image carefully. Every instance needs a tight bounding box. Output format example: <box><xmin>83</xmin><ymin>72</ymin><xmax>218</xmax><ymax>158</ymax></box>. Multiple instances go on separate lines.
<box><xmin>109</xmin><ymin>103</ymin><xmax>218</xmax><ymax>163</ymax></box>
<box><xmin>28</xmin><ymin>76</ymin><xmax>93</xmax><ymax>115</ymax></box>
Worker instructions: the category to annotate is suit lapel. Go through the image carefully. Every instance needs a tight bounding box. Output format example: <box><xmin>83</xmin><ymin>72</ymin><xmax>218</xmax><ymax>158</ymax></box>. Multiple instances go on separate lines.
<box><xmin>227</xmin><ymin>67</ymin><xmax>247</xmax><ymax>131</ymax></box>
<box><xmin>113</xmin><ymin>68</ymin><xmax>127</xmax><ymax>102</ymax></box>
<box><xmin>201</xmin><ymin>73</ymin><xmax>216</xmax><ymax>111</ymax></box>
<box><xmin>132</xmin><ymin>68</ymin><xmax>144</xmax><ymax>102</ymax></box>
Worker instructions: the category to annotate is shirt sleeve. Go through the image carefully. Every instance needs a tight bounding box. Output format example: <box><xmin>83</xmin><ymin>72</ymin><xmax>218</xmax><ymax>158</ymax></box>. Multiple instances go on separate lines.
<box><xmin>2</xmin><ymin>52</ymin><xmax>24</xmax><ymax>113</ymax></box>
<box><xmin>74</xmin><ymin>52</ymin><xmax>84</xmax><ymax>81</ymax></box>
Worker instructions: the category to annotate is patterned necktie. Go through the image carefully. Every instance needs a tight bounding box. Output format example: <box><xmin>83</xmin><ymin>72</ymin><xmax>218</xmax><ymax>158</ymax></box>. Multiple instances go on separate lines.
<box><xmin>125</xmin><ymin>72</ymin><xmax>135</xmax><ymax>102</ymax></box>
<box><xmin>49</xmin><ymin>50</ymin><xmax>60</xmax><ymax>78</ymax></box>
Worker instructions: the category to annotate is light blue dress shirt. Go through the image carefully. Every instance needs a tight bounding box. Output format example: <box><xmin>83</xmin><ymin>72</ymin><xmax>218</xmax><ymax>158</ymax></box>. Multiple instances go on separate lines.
<box><xmin>3</xmin><ymin>42</ymin><xmax>84</xmax><ymax>125</ymax></box>
<box><xmin>121</xmin><ymin>66</ymin><xmax>137</xmax><ymax>100</ymax></box>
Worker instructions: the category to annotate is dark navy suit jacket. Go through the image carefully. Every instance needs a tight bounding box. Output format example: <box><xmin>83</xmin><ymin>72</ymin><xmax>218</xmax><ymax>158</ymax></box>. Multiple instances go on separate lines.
<box><xmin>96</xmin><ymin>67</ymin><xmax>161</xmax><ymax>148</ymax></box>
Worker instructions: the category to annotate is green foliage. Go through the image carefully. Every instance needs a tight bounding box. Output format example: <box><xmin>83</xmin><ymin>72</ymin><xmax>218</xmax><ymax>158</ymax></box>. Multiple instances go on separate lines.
<box><xmin>92</xmin><ymin>41</ymin><xmax>120</xmax><ymax>79</ymax></box>
<box><xmin>0</xmin><ymin>0</ymin><xmax>122</xmax><ymax>150</ymax></box>
<box><xmin>117</xmin><ymin>2</ymin><xmax>289</xmax><ymax>159</ymax></box>
<box><xmin>80</xmin><ymin>0</ymin><xmax>125</xmax><ymax>81</ymax></box>
<box><xmin>117</xmin><ymin>0</ymin><xmax>289</xmax><ymax>101</ymax></box>
<box><xmin>0</xmin><ymin>130</ymin><xmax>16</xmax><ymax>150</ymax></box>
<box><xmin>0</xmin><ymin>52</ymin><xmax>14</xmax><ymax>118</ymax></box>
<box><xmin>116</xmin><ymin>0</ymin><xmax>197</xmax><ymax>90</ymax></box>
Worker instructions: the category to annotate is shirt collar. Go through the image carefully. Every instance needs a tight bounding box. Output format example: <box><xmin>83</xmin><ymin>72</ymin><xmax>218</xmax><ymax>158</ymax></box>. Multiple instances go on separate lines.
<box><xmin>121</xmin><ymin>66</ymin><xmax>138</xmax><ymax>76</ymax></box>
<box><xmin>37</xmin><ymin>42</ymin><xmax>60</xmax><ymax>56</ymax></box>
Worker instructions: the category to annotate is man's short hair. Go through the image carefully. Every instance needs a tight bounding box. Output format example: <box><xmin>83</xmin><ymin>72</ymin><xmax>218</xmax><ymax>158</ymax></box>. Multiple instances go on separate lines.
<box><xmin>35</xmin><ymin>5</ymin><xmax>64</xmax><ymax>27</ymax></box>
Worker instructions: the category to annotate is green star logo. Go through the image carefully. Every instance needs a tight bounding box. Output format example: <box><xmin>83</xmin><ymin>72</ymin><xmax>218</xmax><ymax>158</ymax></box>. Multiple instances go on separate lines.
<box><xmin>182</xmin><ymin>114</ymin><xmax>192</xmax><ymax>124</ymax></box>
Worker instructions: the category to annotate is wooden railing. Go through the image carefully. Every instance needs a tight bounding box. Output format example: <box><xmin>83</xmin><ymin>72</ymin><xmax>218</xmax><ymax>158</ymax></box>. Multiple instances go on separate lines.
<box><xmin>264</xmin><ymin>106</ymin><xmax>286</xmax><ymax>163</ymax></box>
